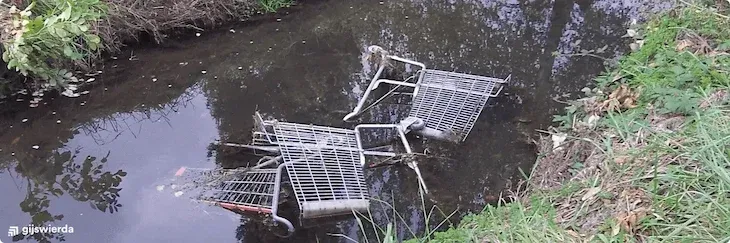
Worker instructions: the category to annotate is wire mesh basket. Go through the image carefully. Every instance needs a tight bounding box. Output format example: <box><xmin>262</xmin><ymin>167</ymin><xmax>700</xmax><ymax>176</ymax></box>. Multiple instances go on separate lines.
<box><xmin>343</xmin><ymin>45</ymin><xmax>510</xmax><ymax>143</ymax></box>
<box><xmin>208</xmin><ymin>168</ymin><xmax>278</xmax><ymax>214</ymax></box>
<box><xmin>409</xmin><ymin>69</ymin><xmax>508</xmax><ymax>141</ymax></box>
<box><xmin>261</xmin><ymin>115</ymin><xmax>370</xmax><ymax>219</ymax></box>
<box><xmin>201</xmin><ymin>113</ymin><xmax>373</xmax><ymax>237</ymax></box>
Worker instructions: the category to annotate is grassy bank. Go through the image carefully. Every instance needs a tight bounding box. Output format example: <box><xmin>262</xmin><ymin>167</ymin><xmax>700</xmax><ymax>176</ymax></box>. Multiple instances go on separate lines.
<box><xmin>403</xmin><ymin>2</ymin><xmax>730</xmax><ymax>243</ymax></box>
<box><xmin>0</xmin><ymin>0</ymin><xmax>292</xmax><ymax>97</ymax></box>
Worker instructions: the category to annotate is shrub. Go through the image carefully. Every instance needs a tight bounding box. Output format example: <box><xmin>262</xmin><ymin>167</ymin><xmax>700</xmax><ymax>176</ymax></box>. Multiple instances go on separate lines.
<box><xmin>1</xmin><ymin>0</ymin><xmax>106</xmax><ymax>91</ymax></box>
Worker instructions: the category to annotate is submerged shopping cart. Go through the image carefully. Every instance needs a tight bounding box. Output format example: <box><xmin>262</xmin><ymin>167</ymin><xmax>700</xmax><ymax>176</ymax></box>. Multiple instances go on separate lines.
<box><xmin>201</xmin><ymin>112</ymin><xmax>420</xmax><ymax>237</ymax></box>
<box><xmin>344</xmin><ymin>45</ymin><xmax>511</xmax><ymax>143</ymax></box>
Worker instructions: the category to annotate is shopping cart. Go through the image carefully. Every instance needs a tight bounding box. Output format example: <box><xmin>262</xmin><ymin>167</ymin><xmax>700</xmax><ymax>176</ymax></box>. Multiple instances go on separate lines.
<box><xmin>344</xmin><ymin>45</ymin><xmax>511</xmax><ymax>143</ymax></box>
<box><xmin>202</xmin><ymin>113</ymin><xmax>377</xmax><ymax>237</ymax></box>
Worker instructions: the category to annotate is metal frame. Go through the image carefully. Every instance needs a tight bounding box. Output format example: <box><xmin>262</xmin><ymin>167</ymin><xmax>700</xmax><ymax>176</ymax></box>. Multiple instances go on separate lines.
<box><xmin>343</xmin><ymin>45</ymin><xmax>510</xmax><ymax>143</ymax></box>
<box><xmin>267</xmin><ymin>121</ymin><xmax>370</xmax><ymax>220</ymax></box>
<box><xmin>252</xmin><ymin>113</ymin><xmax>430</xmax><ymax>194</ymax></box>
<box><xmin>198</xmin><ymin>45</ymin><xmax>510</xmax><ymax>237</ymax></box>
<box><xmin>206</xmin><ymin>113</ymin><xmax>382</xmax><ymax>237</ymax></box>
<box><xmin>353</xmin><ymin>123</ymin><xmax>429</xmax><ymax>193</ymax></box>
<box><xmin>195</xmin><ymin>155</ymin><xmax>296</xmax><ymax>236</ymax></box>
<box><xmin>207</xmin><ymin>164</ymin><xmax>294</xmax><ymax>235</ymax></box>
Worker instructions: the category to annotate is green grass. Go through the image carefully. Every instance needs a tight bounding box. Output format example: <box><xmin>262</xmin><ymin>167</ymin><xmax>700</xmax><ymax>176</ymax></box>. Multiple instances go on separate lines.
<box><xmin>640</xmin><ymin>108</ymin><xmax>730</xmax><ymax>241</ymax></box>
<box><xmin>257</xmin><ymin>0</ymin><xmax>292</xmax><ymax>13</ymax></box>
<box><xmin>329</xmin><ymin>187</ymin><xmax>458</xmax><ymax>243</ymax></box>
<box><xmin>393</xmin><ymin>2</ymin><xmax>730</xmax><ymax>242</ymax></box>
<box><xmin>418</xmin><ymin>195</ymin><xmax>577</xmax><ymax>243</ymax></box>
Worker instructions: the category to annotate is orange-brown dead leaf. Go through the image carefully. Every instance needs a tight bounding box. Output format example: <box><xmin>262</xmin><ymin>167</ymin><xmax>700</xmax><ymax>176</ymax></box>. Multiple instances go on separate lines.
<box><xmin>616</xmin><ymin>208</ymin><xmax>648</xmax><ymax>233</ymax></box>
<box><xmin>676</xmin><ymin>39</ymin><xmax>694</xmax><ymax>51</ymax></box>
<box><xmin>600</xmin><ymin>84</ymin><xmax>640</xmax><ymax>111</ymax></box>
<box><xmin>614</xmin><ymin>156</ymin><xmax>630</xmax><ymax>165</ymax></box>
<box><xmin>11</xmin><ymin>137</ymin><xmax>20</xmax><ymax>145</ymax></box>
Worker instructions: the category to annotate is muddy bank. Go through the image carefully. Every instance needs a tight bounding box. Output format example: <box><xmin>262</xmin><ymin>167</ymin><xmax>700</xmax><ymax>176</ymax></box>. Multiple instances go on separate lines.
<box><xmin>98</xmin><ymin>0</ymin><xmax>263</xmax><ymax>52</ymax></box>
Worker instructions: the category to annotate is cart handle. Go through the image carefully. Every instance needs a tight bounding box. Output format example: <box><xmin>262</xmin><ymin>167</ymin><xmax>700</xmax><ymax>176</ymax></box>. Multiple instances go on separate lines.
<box><xmin>271</xmin><ymin>163</ymin><xmax>295</xmax><ymax>237</ymax></box>
<box><xmin>343</xmin><ymin>46</ymin><xmax>426</xmax><ymax>122</ymax></box>
<box><xmin>488</xmin><ymin>74</ymin><xmax>511</xmax><ymax>98</ymax></box>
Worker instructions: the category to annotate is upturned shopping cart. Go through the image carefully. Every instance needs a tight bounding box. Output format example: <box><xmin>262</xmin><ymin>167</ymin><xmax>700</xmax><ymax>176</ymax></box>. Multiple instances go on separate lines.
<box><xmin>344</xmin><ymin>45</ymin><xmax>511</xmax><ymax>143</ymax></box>
<box><xmin>201</xmin><ymin>112</ymin><xmax>405</xmax><ymax>237</ymax></box>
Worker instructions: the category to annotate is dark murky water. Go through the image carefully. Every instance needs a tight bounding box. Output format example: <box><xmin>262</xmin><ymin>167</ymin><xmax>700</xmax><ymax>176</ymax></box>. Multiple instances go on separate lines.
<box><xmin>0</xmin><ymin>0</ymin><xmax>669</xmax><ymax>242</ymax></box>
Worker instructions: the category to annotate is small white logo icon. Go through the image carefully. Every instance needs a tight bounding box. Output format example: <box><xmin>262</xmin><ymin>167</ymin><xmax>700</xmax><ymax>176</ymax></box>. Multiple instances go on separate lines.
<box><xmin>7</xmin><ymin>226</ymin><xmax>19</xmax><ymax>237</ymax></box>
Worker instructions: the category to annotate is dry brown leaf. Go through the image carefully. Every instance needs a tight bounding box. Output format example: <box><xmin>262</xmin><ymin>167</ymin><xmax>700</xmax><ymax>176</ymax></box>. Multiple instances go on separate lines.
<box><xmin>614</xmin><ymin>156</ymin><xmax>630</xmax><ymax>165</ymax></box>
<box><xmin>566</xmin><ymin>230</ymin><xmax>581</xmax><ymax>240</ymax></box>
<box><xmin>620</xmin><ymin>188</ymin><xmax>647</xmax><ymax>201</ymax></box>
<box><xmin>699</xmin><ymin>89</ymin><xmax>729</xmax><ymax>108</ymax></box>
<box><xmin>11</xmin><ymin>136</ymin><xmax>20</xmax><ymax>145</ymax></box>
<box><xmin>582</xmin><ymin>187</ymin><xmax>602</xmax><ymax>201</ymax></box>
<box><xmin>583</xmin><ymin>235</ymin><xmax>595</xmax><ymax>243</ymax></box>
<box><xmin>600</xmin><ymin>84</ymin><xmax>640</xmax><ymax>111</ymax></box>
<box><xmin>676</xmin><ymin>39</ymin><xmax>694</xmax><ymax>51</ymax></box>
<box><xmin>622</xmin><ymin>97</ymin><xmax>638</xmax><ymax>109</ymax></box>
<box><xmin>616</xmin><ymin>209</ymin><xmax>648</xmax><ymax>233</ymax></box>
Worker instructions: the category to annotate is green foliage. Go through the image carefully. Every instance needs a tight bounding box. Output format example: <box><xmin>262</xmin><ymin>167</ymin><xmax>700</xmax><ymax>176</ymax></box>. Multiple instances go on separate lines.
<box><xmin>1</xmin><ymin>0</ymin><xmax>107</xmax><ymax>87</ymax></box>
<box><xmin>336</xmin><ymin>189</ymin><xmax>457</xmax><ymax>243</ymax></box>
<box><xmin>412</xmin><ymin>3</ymin><xmax>730</xmax><ymax>243</ymax></box>
<box><xmin>257</xmin><ymin>0</ymin><xmax>291</xmax><ymax>13</ymax></box>
<box><xmin>422</xmin><ymin>196</ymin><xmax>575</xmax><ymax>243</ymax></box>
<box><xmin>552</xmin><ymin>101</ymin><xmax>581</xmax><ymax>128</ymax></box>
<box><xmin>637</xmin><ymin>108</ymin><xmax>730</xmax><ymax>241</ymax></box>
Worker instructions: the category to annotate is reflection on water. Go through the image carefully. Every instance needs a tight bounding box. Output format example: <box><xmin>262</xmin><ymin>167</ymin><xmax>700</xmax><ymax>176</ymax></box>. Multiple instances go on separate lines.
<box><xmin>0</xmin><ymin>0</ymin><xmax>669</xmax><ymax>242</ymax></box>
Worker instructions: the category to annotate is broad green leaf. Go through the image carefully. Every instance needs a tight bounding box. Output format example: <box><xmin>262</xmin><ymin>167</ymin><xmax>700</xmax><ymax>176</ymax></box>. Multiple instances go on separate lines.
<box><xmin>63</xmin><ymin>45</ymin><xmax>75</xmax><ymax>58</ymax></box>
<box><xmin>45</xmin><ymin>16</ymin><xmax>58</xmax><ymax>26</ymax></box>
<box><xmin>718</xmin><ymin>40</ymin><xmax>730</xmax><ymax>51</ymax></box>
<box><xmin>671</xmin><ymin>65</ymin><xmax>684</xmax><ymax>75</ymax></box>
<box><xmin>68</xmin><ymin>24</ymin><xmax>82</xmax><ymax>35</ymax></box>
<box><xmin>23</xmin><ymin>2</ymin><xmax>36</xmax><ymax>13</ymax></box>
<box><xmin>59</xmin><ymin>5</ymin><xmax>72</xmax><ymax>20</ymax></box>
<box><xmin>7</xmin><ymin>59</ymin><xmax>17</xmax><ymax>69</ymax></box>
<box><xmin>87</xmin><ymin>41</ymin><xmax>98</xmax><ymax>51</ymax></box>
<box><xmin>56</xmin><ymin>28</ymin><xmax>69</xmax><ymax>38</ymax></box>
<box><xmin>47</xmin><ymin>25</ymin><xmax>57</xmax><ymax>36</ymax></box>
<box><xmin>677</xmin><ymin>73</ymin><xmax>694</xmax><ymax>83</ymax></box>
<box><xmin>87</xmin><ymin>34</ymin><xmax>101</xmax><ymax>44</ymax></box>
<box><xmin>71</xmin><ymin>11</ymin><xmax>81</xmax><ymax>22</ymax></box>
